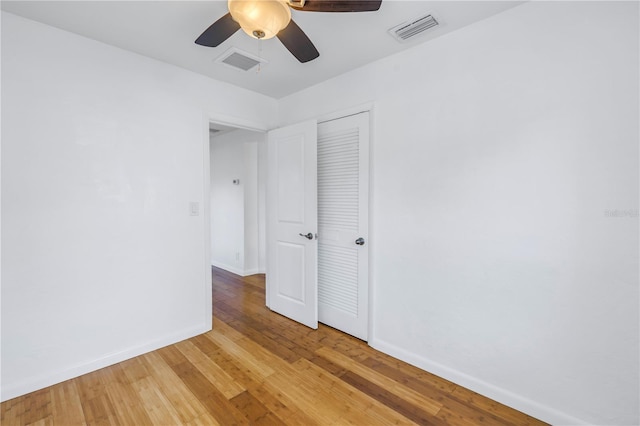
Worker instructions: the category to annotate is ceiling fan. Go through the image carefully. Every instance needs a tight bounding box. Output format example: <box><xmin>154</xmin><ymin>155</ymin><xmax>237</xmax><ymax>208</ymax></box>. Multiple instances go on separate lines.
<box><xmin>195</xmin><ymin>0</ymin><xmax>382</xmax><ymax>63</ymax></box>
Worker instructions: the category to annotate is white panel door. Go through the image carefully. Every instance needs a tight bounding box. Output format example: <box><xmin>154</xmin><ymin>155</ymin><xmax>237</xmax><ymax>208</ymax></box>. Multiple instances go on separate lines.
<box><xmin>317</xmin><ymin>112</ymin><xmax>369</xmax><ymax>340</ymax></box>
<box><xmin>266</xmin><ymin>120</ymin><xmax>318</xmax><ymax>329</ymax></box>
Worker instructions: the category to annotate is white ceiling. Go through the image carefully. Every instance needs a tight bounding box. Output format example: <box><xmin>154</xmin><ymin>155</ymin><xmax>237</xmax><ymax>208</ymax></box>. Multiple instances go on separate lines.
<box><xmin>1</xmin><ymin>0</ymin><xmax>523</xmax><ymax>99</ymax></box>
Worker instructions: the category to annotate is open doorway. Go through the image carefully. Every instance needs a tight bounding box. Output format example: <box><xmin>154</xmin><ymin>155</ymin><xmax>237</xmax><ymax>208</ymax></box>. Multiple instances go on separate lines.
<box><xmin>207</xmin><ymin>110</ymin><xmax>370</xmax><ymax>341</ymax></box>
<box><xmin>208</xmin><ymin>122</ymin><xmax>267</xmax><ymax>277</ymax></box>
<box><xmin>265</xmin><ymin>112</ymin><xmax>370</xmax><ymax>341</ymax></box>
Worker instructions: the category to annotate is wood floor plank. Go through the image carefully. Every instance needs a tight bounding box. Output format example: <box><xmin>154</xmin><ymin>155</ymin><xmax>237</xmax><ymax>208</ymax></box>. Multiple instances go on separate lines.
<box><xmin>158</xmin><ymin>346</ymin><xmax>250</xmax><ymax>425</ymax></box>
<box><xmin>118</xmin><ymin>357</ymin><xmax>151</xmax><ymax>384</ymax></box>
<box><xmin>129</xmin><ymin>376</ymin><xmax>185</xmax><ymax>425</ymax></box>
<box><xmin>246</xmin><ymin>382</ymin><xmax>316</xmax><ymax>425</ymax></box>
<box><xmin>183</xmin><ymin>412</ymin><xmax>223</xmax><ymax>426</ymax></box>
<box><xmin>213</xmin><ymin>315</ymin><xmax>302</xmax><ymax>364</ymax></box>
<box><xmin>229</xmin><ymin>390</ymin><xmax>286</xmax><ymax>425</ymax></box>
<box><xmin>215</xmin><ymin>299</ymin><xmax>315</xmax><ymax>349</ymax></box>
<box><xmin>215</xmin><ymin>301</ymin><xmax>345</xmax><ymax>374</ymax></box>
<box><xmin>263</xmin><ymin>370</ymin><xmax>351</xmax><ymax>424</ymax></box>
<box><xmin>140</xmin><ymin>351</ymin><xmax>217</xmax><ymax>424</ymax></box>
<box><xmin>104</xmin><ymin>382</ymin><xmax>153</xmax><ymax>426</ymax></box>
<box><xmin>209</xmin><ymin>322</ymin><xmax>395</xmax><ymax>424</ymax></box>
<box><xmin>49</xmin><ymin>380</ymin><xmax>86</xmax><ymax>426</ymax></box>
<box><xmin>448</xmin><ymin>387</ymin><xmax>542</xmax><ymax>426</ymax></box>
<box><xmin>362</xmin><ymin>355</ymin><xmax>458</xmax><ymax>394</ymax></box>
<box><xmin>204</xmin><ymin>331</ymin><xmax>275</xmax><ymax>379</ymax></box>
<box><xmin>211</xmin><ymin>316</ymin><xmax>245</xmax><ymax>341</ymax></box>
<box><xmin>1</xmin><ymin>396</ymin><xmax>24</xmax><ymax>425</ymax></box>
<box><xmin>271</xmin><ymin>357</ymin><xmax>414</xmax><ymax>425</ymax></box>
<box><xmin>74</xmin><ymin>368</ymin><xmax>124</xmax><ymax>426</ymax></box>
<box><xmin>79</xmin><ymin>393</ymin><xmax>120</xmax><ymax>426</ymax></box>
<box><xmin>189</xmin><ymin>335</ymin><xmax>265</xmax><ymax>390</ymax></box>
<box><xmin>174</xmin><ymin>339</ymin><xmax>246</xmax><ymax>399</ymax></box>
<box><xmin>436</xmin><ymin>396</ymin><xmax>512</xmax><ymax>426</ymax></box>
<box><xmin>294</xmin><ymin>357</ymin><xmax>426</xmax><ymax>426</ymax></box>
<box><xmin>1</xmin><ymin>268</ymin><xmax>548</xmax><ymax>426</ymax></box>
<box><xmin>210</xmin><ymin>321</ymin><xmax>294</xmax><ymax>372</ymax></box>
<box><xmin>25</xmin><ymin>415</ymin><xmax>54</xmax><ymax>426</ymax></box>
<box><xmin>316</xmin><ymin>346</ymin><xmax>443</xmax><ymax>415</ymax></box>
<box><xmin>17</xmin><ymin>389</ymin><xmax>52</xmax><ymax>426</ymax></box>
<box><xmin>100</xmin><ymin>363</ymin><xmax>153</xmax><ymax>425</ymax></box>
<box><xmin>360</xmin><ymin>357</ymin><xmax>454</xmax><ymax>404</ymax></box>
<box><xmin>340</xmin><ymin>370</ymin><xmax>445</xmax><ymax>425</ymax></box>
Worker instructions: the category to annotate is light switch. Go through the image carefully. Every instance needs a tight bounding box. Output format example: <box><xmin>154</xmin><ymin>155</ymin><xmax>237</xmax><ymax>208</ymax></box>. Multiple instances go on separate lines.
<box><xmin>189</xmin><ymin>202</ymin><xmax>199</xmax><ymax>216</ymax></box>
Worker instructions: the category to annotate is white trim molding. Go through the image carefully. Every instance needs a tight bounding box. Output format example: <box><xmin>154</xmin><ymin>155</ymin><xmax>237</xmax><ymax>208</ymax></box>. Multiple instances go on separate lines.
<box><xmin>368</xmin><ymin>337</ymin><xmax>588</xmax><ymax>426</ymax></box>
<box><xmin>0</xmin><ymin>324</ymin><xmax>209</xmax><ymax>402</ymax></box>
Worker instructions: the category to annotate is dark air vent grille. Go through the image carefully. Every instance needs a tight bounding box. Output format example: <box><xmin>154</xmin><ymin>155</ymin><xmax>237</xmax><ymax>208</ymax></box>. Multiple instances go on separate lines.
<box><xmin>215</xmin><ymin>48</ymin><xmax>267</xmax><ymax>72</ymax></box>
<box><xmin>221</xmin><ymin>52</ymin><xmax>261</xmax><ymax>71</ymax></box>
<box><xmin>390</xmin><ymin>14</ymin><xmax>439</xmax><ymax>42</ymax></box>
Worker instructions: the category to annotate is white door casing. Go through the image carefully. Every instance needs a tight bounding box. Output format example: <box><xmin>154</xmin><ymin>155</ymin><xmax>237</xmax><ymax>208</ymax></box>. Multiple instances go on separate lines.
<box><xmin>317</xmin><ymin>112</ymin><xmax>369</xmax><ymax>340</ymax></box>
<box><xmin>266</xmin><ymin>120</ymin><xmax>318</xmax><ymax>329</ymax></box>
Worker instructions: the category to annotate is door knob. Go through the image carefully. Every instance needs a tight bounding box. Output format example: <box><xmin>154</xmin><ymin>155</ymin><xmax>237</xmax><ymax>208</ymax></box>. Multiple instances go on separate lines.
<box><xmin>355</xmin><ymin>237</ymin><xmax>365</xmax><ymax>246</ymax></box>
<box><xmin>299</xmin><ymin>232</ymin><xmax>313</xmax><ymax>240</ymax></box>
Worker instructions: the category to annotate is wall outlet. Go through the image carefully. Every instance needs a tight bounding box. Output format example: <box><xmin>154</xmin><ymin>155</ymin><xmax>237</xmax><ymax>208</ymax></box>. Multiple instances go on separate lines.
<box><xmin>189</xmin><ymin>202</ymin><xmax>199</xmax><ymax>216</ymax></box>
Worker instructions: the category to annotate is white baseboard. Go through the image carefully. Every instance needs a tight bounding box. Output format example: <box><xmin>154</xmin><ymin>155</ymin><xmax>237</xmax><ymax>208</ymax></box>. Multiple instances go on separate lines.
<box><xmin>211</xmin><ymin>260</ymin><xmax>245</xmax><ymax>276</ymax></box>
<box><xmin>368</xmin><ymin>337</ymin><xmax>587</xmax><ymax>426</ymax></box>
<box><xmin>0</xmin><ymin>323</ymin><xmax>210</xmax><ymax>402</ymax></box>
<box><xmin>210</xmin><ymin>261</ymin><xmax>262</xmax><ymax>277</ymax></box>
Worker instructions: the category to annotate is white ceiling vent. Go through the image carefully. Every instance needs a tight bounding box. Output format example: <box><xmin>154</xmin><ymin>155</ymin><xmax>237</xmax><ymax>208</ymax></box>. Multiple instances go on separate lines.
<box><xmin>215</xmin><ymin>47</ymin><xmax>268</xmax><ymax>72</ymax></box>
<box><xmin>389</xmin><ymin>14</ymin><xmax>439</xmax><ymax>42</ymax></box>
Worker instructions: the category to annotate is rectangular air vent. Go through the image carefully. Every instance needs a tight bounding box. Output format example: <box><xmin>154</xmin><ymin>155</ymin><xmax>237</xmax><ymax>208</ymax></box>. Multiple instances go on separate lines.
<box><xmin>215</xmin><ymin>47</ymin><xmax>268</xmax><ymax>72</ymax></box>
<box><xmin>389</xmin><ymin>14</ymin><xmax>439</xmax><ymax>42</ymax></box>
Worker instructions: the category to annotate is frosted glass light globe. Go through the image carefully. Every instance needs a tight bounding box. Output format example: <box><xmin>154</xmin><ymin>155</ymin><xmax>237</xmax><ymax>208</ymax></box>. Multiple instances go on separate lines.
<box><xmin>228</xmin><ymin>0</ymin><xmax>292</xmax><ymax>40</ymax></box>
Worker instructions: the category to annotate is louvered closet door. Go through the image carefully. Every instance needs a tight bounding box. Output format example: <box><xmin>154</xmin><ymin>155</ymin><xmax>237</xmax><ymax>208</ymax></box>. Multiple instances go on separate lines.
<box><xmin>317</xmin><ymin>112</ymin><xmax>369</xmax><ymax>341</ymax></box>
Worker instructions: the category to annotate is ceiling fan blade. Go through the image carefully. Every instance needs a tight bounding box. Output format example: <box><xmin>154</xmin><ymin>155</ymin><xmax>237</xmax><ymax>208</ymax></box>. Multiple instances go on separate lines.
<box><xmin>195</xmin><ymin>13</ymin><xmax>240</xmax><ymax>47</ymax></box>
<box><xmin>277</xmin><ymin>20</ymin><xmax>319</xmax><ymax>63</ymax></box>
<box><xmin>291</xmin><ymin>0</ymin><xmax>382</xmax><ymax>12</ymax></box>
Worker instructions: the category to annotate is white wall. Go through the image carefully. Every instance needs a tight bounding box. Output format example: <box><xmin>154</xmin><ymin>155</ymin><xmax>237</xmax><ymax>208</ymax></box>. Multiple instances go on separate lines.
<box><xmin>210</xmin><ymin>131</ymin><xmax>245</xmax><ymax>274</ymax></box>
<box><xmin>257</xmin><ymin>141</ymin><xmax>267</xmax><ymax>272</ymax></box>
<box><xmin>243</xmin><ymin>141</ymin><xmax>260</xmax><ymax>275</ymax></box>
<box><xmin>209</xmin><ymin>129</ymin><xmax>265</xmax><ymax>276</ymax></box>
<box><xmin>278</xmin><ymin>2</ymin><xmax>639</xmax><ymax>425</ymax></box>
<box><xmin>0</xmin><ymin>12</ymin><xmax>276</xmax><ymax>401</ymax></box>
<box><xmin>2</xmin><ymin>3</ymin><xmax>638</xmax><ymax>423</ymax></box>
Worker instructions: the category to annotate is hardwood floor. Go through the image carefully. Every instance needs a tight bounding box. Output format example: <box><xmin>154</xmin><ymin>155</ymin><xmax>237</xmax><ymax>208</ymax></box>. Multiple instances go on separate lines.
<box><xmin>1</xmin><ymin>267</ymin><xmax>547</xmax><ymax>425</ymax></box>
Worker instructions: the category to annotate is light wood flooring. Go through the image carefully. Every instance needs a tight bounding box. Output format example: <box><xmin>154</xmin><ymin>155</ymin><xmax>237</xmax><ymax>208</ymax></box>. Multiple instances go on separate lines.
<box><xmin>1</xmin><ymin>267</ymin><xmax>547</xmax><ymax>425</ymax></box>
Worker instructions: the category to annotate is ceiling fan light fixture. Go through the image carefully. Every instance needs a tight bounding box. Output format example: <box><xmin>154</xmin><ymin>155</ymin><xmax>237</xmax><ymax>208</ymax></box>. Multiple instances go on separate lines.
<box><xmin>228</xmin><ymin>0</ymin><xmax>291</xmax><ymax>40</ymax></box>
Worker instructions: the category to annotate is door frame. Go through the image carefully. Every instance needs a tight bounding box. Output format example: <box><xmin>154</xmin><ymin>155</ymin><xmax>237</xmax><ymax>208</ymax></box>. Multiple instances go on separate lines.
<box><xmin>204</xmin><ymin>103</ymin><xmax>375</xmax><ymax>342</ymax></box>
<box><xmin>202</xmin><ymin>111</ymin><xmax>268</xmax><ymax>329</ymax></box>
